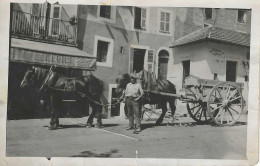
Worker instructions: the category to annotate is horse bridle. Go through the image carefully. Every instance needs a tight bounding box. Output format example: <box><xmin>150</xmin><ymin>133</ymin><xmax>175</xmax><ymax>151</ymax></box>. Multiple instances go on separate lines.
<box><xmin>39</xmin><ymin>65</ymin><xmax>56</xmax><ymax>93</ymax></box>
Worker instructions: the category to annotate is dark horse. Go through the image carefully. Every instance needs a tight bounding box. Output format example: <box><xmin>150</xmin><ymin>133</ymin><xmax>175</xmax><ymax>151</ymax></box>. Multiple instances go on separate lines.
<box><xmin>20</xmin><ymin>65</ymin><xmax>103</xmax><ymax>130</ymax></box>
<box><xmin>116</xmin><ymin>70</ymin><xmax>177</xmax><ymax>125</ymax></box>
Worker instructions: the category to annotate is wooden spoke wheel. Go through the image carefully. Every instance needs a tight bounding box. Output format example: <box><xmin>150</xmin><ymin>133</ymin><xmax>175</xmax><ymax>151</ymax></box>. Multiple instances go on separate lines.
<box><xmin>187</xmin><ymin>101</ymin><xmax>212</xmax><ymax>123</ymax></box>
<box><xmin>207</xmin><ymin>82</ymin><xmax>244</xmax><ymax>126</ymax></box>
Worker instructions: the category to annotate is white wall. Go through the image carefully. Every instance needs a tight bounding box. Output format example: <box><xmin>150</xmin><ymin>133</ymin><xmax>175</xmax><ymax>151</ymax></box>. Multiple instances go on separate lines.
<box><xmin>168</xmin><ymin>41</ymin><xmax>249</xmax><ymax>113</ymax></box>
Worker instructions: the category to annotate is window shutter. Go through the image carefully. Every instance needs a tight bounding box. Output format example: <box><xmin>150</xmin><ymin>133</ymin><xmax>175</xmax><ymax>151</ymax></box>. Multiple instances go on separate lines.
<box><xmin>147</xmin><ymin>49</ymin><xmax>155</xmax><ymax>73</ymax></box>
<box><xmin>141</xmin><ymin>8</ymin><xmax>146</xmax><ymax>29</ymax></box>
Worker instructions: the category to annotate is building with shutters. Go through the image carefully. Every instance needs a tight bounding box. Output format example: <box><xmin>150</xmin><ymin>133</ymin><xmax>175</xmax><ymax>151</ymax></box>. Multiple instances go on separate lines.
<box><xmin>168</xmin><ymin>8</ymin><xmax>251</xmax><ymax>113</ymax></box>
<box><xmin>77</xmin><ymin>6</ymin><xmax>177</xmax><ymax>118</ymax></box>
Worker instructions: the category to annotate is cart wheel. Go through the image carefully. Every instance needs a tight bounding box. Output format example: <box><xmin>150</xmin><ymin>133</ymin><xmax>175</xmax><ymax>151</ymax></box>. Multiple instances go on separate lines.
<box><xmin>187</xmin><ymin>102</ymin><xmax>211</xmax><ymax>123</ymax></box>
<box><xmin>207</xmin><ymin>82</ymin><xmax>244</xmax><ymax>126</ymax></box>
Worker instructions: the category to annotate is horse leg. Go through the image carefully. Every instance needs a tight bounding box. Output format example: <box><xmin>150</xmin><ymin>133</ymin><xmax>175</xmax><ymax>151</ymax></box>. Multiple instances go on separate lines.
<box><xmin>49</xmin><ymin>95</ymin><xmax>59</xmax><ymax>130</ymax></box>
<box><xmin>156</xmin><ymin>101</ymin><xmax>167</xmax><ymax>125</ymax></box>
<box><xmin>94</xmin><ymin>99</ymin><xmax>103</xmax><ymax>128</ymax></box>
<box><xmin>86</xmin><ymin>101</ymin><xmax>103</xmax><ymax>128</ymax></box>
<box><xmin>86</xmin><ymin>103</ymin><xmax>95</xmax><ymax>127</ymax></box>
<box><xmin>167</xmin><ymin>97</ymin><xmax>176</xmax><ymax>126</ymax></box>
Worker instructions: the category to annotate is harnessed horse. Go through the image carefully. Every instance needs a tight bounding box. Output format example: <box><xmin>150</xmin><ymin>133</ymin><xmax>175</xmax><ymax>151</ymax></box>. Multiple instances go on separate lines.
<box><xmin>116</xmin><ymin>70</ymin><xmax>177</xmax><ymax>125</ymax></box>
<box><xmin>20</xmin><ymin>65</ymin><xmax>104</xmax><ymax>130</ymax></box>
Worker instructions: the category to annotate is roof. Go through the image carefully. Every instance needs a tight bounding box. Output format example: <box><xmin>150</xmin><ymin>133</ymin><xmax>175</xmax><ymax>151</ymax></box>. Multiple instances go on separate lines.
<box><xmin>170</xmin><ymin>26</ymin><xmax>250</xmax><ymax>47</ymax></box>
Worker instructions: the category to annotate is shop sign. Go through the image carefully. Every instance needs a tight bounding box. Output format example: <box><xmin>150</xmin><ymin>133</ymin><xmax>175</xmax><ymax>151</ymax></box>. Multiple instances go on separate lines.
<box><xmin>10</xmin><ymin>47</ymin><xmax>96</xmax><ymax>70</ymax></box>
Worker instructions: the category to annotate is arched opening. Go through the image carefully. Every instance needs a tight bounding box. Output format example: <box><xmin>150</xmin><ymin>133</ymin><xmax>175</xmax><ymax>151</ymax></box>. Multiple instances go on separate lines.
<box><xmin>158</xmin><ymin>50</ymin><xmax>169</xmax><ymax>80</ymax></box>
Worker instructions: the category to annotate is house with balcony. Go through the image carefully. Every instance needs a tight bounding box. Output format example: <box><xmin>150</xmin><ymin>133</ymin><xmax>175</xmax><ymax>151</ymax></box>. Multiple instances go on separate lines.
<box><xmin>8</xmin><ymin>2</ymin><xmax>96</xmax><ymax>119</ymax></box>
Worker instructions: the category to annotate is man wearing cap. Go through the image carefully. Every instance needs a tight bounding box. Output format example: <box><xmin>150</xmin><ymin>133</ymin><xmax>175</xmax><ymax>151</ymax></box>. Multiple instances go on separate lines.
<box><xmin>124</xmin><ymin>73</ymin><xmax>144</xmax><ymax>134</ymax></box>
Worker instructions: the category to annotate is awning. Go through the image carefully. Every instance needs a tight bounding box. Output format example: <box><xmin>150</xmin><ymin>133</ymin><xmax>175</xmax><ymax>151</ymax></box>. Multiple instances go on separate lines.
<box><xmin>10</xmin><ymin>38</ymin><xmax>96</xmax><ymax>70</ymax></box>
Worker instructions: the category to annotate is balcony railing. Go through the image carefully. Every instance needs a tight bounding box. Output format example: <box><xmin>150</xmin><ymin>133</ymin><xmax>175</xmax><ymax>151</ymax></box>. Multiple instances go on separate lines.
<box><xmin>11</xmin><ymin>11</ymin><xmax>77</xmax><ymax>45</ymax></box>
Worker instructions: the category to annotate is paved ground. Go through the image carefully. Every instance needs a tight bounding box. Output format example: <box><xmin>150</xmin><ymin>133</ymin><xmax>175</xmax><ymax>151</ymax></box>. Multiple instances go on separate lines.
<box><xmin>6</xmin><ymin>114</ymin><xmax>248</xmax><ymax>159</ymax></box>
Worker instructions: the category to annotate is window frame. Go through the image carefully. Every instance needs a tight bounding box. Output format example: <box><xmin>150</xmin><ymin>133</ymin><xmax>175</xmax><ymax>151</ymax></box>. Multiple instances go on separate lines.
<box><xmin>157</xmin><ymin>8</ymin><xmax>173</xmax><ymax>35</ymax></box>
<box><xmin>236</xmin><ymin>9</ymin><xmax>247</xmax><ymax>24</ymax></box>
<box><xmin>226</xmin><ymin>60</ymin><xmax>237</xmax><ymax>82</ymax></box>
<box><xmin>97</xmin><ymin>5</ymin><xmax>116</xmax><ymax>23</ymax></box>
<box><xmin>94</xmin><ymin>35</ymin><xmax>114</xmax><ymax>67</ymax></box>
<box><xmin>49</xmin><ymin>5</ymin><xmax>62</xmax><ymax>36</ymax></box>
<box><xmin>133</xmin><ymin>7</ymin><xmax>149</xmax><ymax>31</ymax></box>
<box><xmin>204</xmin><ymin>8</ymin><xmax>213</xmax><ymax>20</ymax></box>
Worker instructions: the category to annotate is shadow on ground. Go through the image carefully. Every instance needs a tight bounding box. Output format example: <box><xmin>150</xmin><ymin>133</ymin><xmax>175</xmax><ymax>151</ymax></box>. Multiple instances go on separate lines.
<box><xmin>71</xmin><ymin>149</ymin><xmax>119</xmax><ymax>157</ymax></box>
<box><xmin>141</xmin><ymin>121</ymin><xmax>212</xmax><ymax>130</ymax></box>
<box><xmin>210</xmin><ymin>121</ymin><xmax>247</xmax><ymax>127</ymax></box>
<box><xmin>43</xmin><ymin>123</ymin><xmax>120</xmax><ymax>130</ymax></box>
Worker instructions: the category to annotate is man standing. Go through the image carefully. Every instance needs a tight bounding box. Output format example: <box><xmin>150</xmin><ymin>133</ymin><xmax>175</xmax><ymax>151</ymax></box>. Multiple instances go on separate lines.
<box><xmin>124</xmin><ymin>73</ymin><xmax>144</xmax><ymax>134</ymax></box>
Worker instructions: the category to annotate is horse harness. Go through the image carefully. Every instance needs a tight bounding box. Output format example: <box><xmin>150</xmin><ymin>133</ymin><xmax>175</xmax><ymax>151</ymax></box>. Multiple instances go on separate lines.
<box><xmin>39</xmin><ymin>65</ymin><xmax>122</xmax><ymax>107</ymax></box>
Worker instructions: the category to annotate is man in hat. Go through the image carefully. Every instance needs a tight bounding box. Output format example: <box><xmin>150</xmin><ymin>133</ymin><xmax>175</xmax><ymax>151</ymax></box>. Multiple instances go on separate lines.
<box><xmin>124</xmin><ymin>73</ymin><xmax>144</xmax><ymax>134</ymax></box>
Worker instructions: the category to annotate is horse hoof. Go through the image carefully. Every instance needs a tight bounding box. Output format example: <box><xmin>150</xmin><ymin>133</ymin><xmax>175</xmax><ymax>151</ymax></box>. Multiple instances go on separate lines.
<box><xmin>155</xmin><ymin>121</ymin><xmax>162</xmax><ymax>126</ymax></box>
<box><xmin>95</xmin><ymin>124</ymin><xmax>103</xmax><ymax>128</ymax></box>
<box><xmin>48</xmin><ymin>126</ymin><xmax>56</xmax><ymax>130</ymax></box>
<box><xmin>86</xmin><ymin>123</ymin><xmax>93</xmax><ymax>128</ymax></box>
<box><xmin>167</xmin><ymin>123</ymin><xmax>174</xmax><ymax>127</ymax></box>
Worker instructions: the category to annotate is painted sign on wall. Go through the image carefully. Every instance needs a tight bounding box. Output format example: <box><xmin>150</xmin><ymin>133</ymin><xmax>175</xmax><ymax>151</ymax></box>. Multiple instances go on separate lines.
<box><xmin>10</xmin><ymin>47</ymin><xmax>96</xmax><ymax>70</ymax></box>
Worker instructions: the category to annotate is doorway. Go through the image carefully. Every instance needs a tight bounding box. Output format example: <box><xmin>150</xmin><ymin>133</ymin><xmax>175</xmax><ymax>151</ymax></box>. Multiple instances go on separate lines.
<box><xmin>158</xmin><ymin>50</ymin><xmax>169</xmax><ymax>80</ymax></box>
<box><xmin>182</xmin><ymin>60</ymin><xmax>190</xmax><ymax>86</ymax></box>
<box><xmin>226</xmin><ymin>61</ymin><xmax>237</xmax><ymax>82</ymax></box>
<box><xmin>133</xmin><ymin>48</ymin><xmax>146</xmax><ymax>73</ymax></box>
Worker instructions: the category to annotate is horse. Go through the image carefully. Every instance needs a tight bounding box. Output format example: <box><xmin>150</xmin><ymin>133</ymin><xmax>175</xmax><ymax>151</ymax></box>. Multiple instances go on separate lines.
<box><xmin>116</xmin><ymin>70</ymin><xmax>177</xmax><ymax>125</ymax></box>
<box><xmin>20</xmin><ymin>65</ymin><xmax>103</xmax><ymax>130</ymax></box>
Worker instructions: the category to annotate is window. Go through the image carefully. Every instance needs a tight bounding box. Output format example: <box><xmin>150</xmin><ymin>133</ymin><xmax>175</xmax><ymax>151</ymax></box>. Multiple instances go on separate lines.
<box><xmin>100</xmin><ymin>6</ymin><xmax>111</xmax><ymax>19</ymax></box>
<box><xmin>237</xmin><ymin>10</ymin><xmax>247</xmax><ymax>23</ymax></box>
<box><xmin>205</xmin><ymin>8</ymin><xmax>212</xmax><ymax>20</ymax></box>
<box><xmin>213</xmin><ymin>73</ymin><xmax>218</xmax><ymax>80</ymax></box>
<box><xmin>182</xmin><ymin>60</ymin><xmax>190</xmax><ymax>86</ymax></box>
<box><xmin>53</xmin><ymin>7</ymin><xmax>60</xmax><ymax>18</ymax></box>
<box><xmin>32</xmin><ymin>4</ymin><xmax>41</xmax><ymax>16</ymax></box>
<box><xmin>51</xmin><ymin>7</ymin><xmax>60</xmax><ymax>35</ymax></box>
<box><xmin>94</xmin><ymin>36</ymin><xmax>114</xmax><ymax>67</ymax></box>
<box><xmin>97</xmin><ymin>41</ymin><xmax>109</xmax><ymax>62</ymax></box>
<box><xmin>159</xmin><ymin>12</ymin><xmax>170</xmax><ymax>33</ymax></box>
<box><xmin>134</xmin><ymin>7</ymin><xmax>147</xmax><ymax>30</ymax></box>
<box><xmin>226</xmin><ymin>61</ymin><xmax>237</xmax><ymax>82</ymax></box>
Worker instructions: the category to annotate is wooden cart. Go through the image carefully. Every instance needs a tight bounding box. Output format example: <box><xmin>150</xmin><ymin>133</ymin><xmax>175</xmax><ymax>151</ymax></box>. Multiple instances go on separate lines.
<box><xmin>145</xmin><ymin>75</ymin><xmax>244</xmax><ymax>126</ymax></box>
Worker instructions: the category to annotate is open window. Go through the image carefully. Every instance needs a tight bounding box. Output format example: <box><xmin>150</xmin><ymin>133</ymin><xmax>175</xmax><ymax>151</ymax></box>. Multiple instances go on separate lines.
<box><xmin>98</xmin><ymin>6</ymin><xmax>116</xmax><ymax>22</ymax></box>
<box><xmin>134</xmin><ymin>7</ymin><xmax>147</xmax><ymax>30</ymax></box>
<box><xmin>237</xmin><ymin>10</ymin><xmax>247</xmax><ymax>23</ymax></box>
<box><xmin>205</xmin><ymin>8</ymin><xmax>213</xmax><ymax>20</ymax></box>
<box><xmin>100</xmin><ymin>6</ymin><xmax>111</xmax><ymax>19</ymax></box>
<box><xmin>94</xmin><ymin>36</ymin><xmax>114</xmax><ymax>67</ymax></box>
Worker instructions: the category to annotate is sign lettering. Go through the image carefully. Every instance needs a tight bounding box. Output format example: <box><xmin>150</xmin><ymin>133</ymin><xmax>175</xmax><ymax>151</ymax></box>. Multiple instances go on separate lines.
<box><xmin>10</xmin><ymin>48</ymin><xmax>96</xmax><ymax>70</ymax></box>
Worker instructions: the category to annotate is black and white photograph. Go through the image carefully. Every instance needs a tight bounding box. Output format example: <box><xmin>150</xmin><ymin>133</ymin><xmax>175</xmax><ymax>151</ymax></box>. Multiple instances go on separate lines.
<box><xmin>1</xmin><ymin>0</ymin><xmax>259</xmax><ymax>165</ymax></box>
